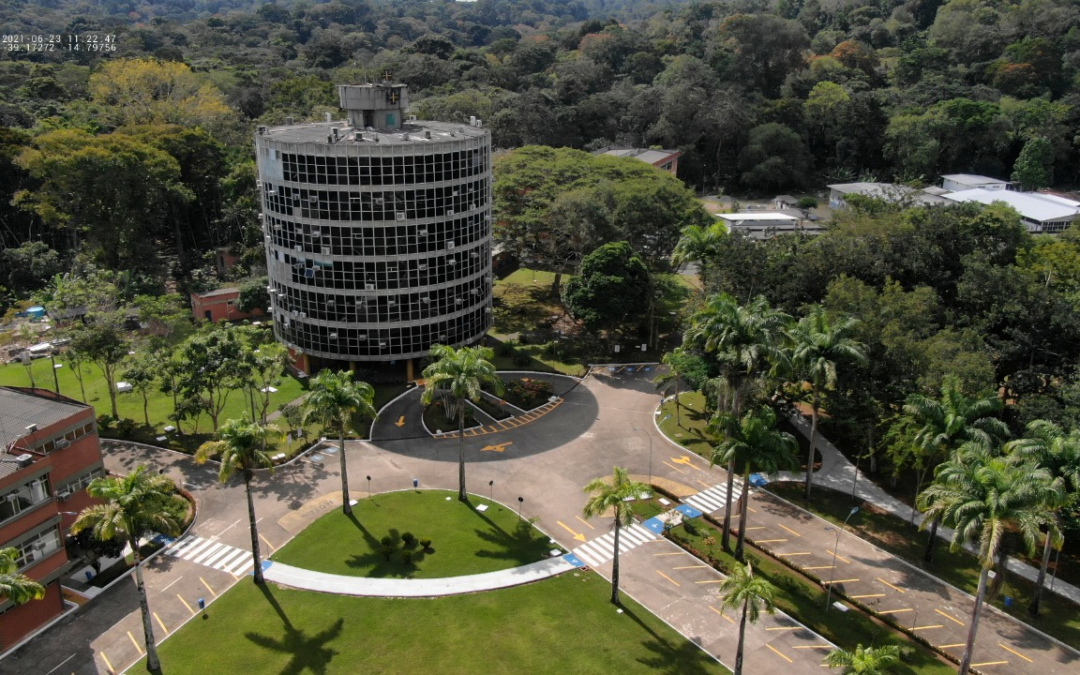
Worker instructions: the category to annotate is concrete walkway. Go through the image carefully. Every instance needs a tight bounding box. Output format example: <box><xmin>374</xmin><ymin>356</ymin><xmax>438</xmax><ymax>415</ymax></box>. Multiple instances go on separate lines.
<box><xmin>773</xmin><ymin>409</ymin><xmax>1080</xmax><ymax>606</ymax></box>
<box><xmin>262</xmin><ymin>557</ymin><xmax>576</xmax><ymax>597</ymax></box>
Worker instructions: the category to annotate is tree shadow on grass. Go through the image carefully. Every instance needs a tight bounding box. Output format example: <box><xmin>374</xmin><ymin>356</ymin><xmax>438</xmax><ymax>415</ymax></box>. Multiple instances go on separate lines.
<box><xmin>245</xmin><ymin>605</ymin><xmax>344</xmax><ymax>675</ymax></box>
<box><xmin>471</xmin><ymin>516</ymin><xmax>551</xmax><ymax>563</ymax></box>
<box><xmin>620</xmin><ymin>606</ymin><xmax>718</xmax><ymax>675</ymax></box>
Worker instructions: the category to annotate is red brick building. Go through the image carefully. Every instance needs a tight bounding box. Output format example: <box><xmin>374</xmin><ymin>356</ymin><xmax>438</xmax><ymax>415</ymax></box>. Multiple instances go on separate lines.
<box><xmin>190</xmin><ymin>287</ymin><xmax>264</xmax><ymax>323</ymax></box>
<box><xmin>0</xmin><ymin>387</ymin><xmax>105</xmax><ymax>651</ymax></box>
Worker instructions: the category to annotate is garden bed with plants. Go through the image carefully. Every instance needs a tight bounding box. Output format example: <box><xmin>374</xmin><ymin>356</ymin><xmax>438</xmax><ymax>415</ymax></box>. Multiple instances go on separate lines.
<box><xmin>491</xmin><ymin>377</ymin><xmax>554</xmax><ymax>411</ymax></box>
<box><xmin>423</xmin><ymin>403</ymin><xmax>478</xmax><ymax>435</ymax></box>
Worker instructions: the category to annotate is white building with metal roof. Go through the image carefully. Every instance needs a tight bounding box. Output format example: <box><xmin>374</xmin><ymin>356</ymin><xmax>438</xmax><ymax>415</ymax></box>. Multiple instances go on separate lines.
<box><xmin>942</xmin><ymin>188</ymin><xmax>1080</xmax><ymax>233</ymax></box>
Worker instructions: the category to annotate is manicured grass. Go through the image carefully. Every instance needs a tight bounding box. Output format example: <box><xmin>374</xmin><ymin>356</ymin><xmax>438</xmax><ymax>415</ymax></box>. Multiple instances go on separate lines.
<box><xmin>767</xmin><ymin>483</ymin><xmax>1080</xmax><ymax>648</ymax></box>
<box><xmin>658</xmin><ymin>391</ymin><xmax>716</xmax><ymax>458</ymax></box>
<box><xmin>271</xmin><ymin>490</ymin><xmax>553</xmax><ymax>578</ymax></box>
<box><xmin>491</xmin><ymin>267</ymin><xmax>569</xmax><ymax>338</ymax></box>
<box><xmin>149</xmin><ymin>572</ymin><xmax>728</xmax><ymax>675</ymax></box>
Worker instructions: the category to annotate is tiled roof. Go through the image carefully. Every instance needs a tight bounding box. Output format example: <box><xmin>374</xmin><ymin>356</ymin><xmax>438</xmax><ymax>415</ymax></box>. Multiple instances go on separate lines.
<box><xmin>0</xmin><ymin>387</ymin><xmax>87</xmax><ymax>451</ymax></box>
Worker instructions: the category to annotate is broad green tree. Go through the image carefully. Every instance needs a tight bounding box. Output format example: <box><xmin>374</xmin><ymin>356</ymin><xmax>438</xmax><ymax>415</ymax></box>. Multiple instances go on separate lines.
<box><xmin>563</xmin><ymin>241</ymin><xmax>650</xmax><ymax>335</ymax></box>
<box><xmin>421</xmin><ymin>344</ymin><xmax>503</xmax><ymax>502</ymax></box>
<box><xmin>70</xmin><ymin>320</ymin><xmax>129</xmax><ymax>419</ymax></box>
<box><xmin>711</xmin><ymin>407</ymin><xmax>798</xmax><ymax>560</ymax></box>
<box><xmin>788</xmin><ymin>305</ymin><xmax>867</xmax><ymax>500</ymax></box>
<box><xmin>176</xmin><ymin>323</ymin><xmax>250</xmax><ymax>432</ymax></box>
<box><xmin>824</xmin><ymin>644</ymin><xmax>902</xmax><ymax>674</ymax></box>
<box><xmin>123</xmin><ymin>354</ymin><xmax>158</xmax><ymax>427</ymax></box>
<box><xmin>719</xmin><ymin>562</ymin><xmax>777</xmax><ymax>675</ymax></box>
<box><xmin>72</xmin><ymin>466</ymin><xmax>187</xmax><ymax>673</ymax></box>
<box><xmin>0</xmin><ymin>546</ymin><xmax>45</xmax><ymax>606</ymax></box>
<box><xmin>303</xmin><ymin>370</ymin><xmax>377</xmax><ymax>515</ymax></box>
<box><xmin>582</xmin><ymin>466</ymin><xmax>650</xmax><ymax>605</ymax></box>
<box><xmin>917</xmin><ymin>447</ymin><xmax>1052</xmax><ymax>675</ymax></box>
<box><xmin>196</xmin><ymin>418</ymin><xmax>280</xmax><ymax>585</ymax></box>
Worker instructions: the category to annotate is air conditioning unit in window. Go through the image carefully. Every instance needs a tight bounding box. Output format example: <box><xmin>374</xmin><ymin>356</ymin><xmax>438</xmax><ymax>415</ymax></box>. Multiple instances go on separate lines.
<box><xmin>420</xmin><ymin>297</ymin><xmax>429</xmax><ymax>304</ymax></box>
<box><xmin>374</xmin><ymin>198</ymin><xmax>384</xmax><ymax>205</ymax></box>
<box><xmin>387</xmin><ymin>300</ymin><xmax>396</xmax><ymax>307</ymax></box>
<box><xmin>299</xmin><ymin>312</ymin><xmax>307</xmax><ymax>318</ymax></box>
<box><xmin>55</xmin><ymin>491</ymin><xmax>71</xmax><ymax>502</ymax></box>
<box><xmin>418</xmin><ymin>229</ymin><xmax>428</xmax><ymax>236</ymax></box>
<box><xmin>366</xmin><ymin>284</ymin><xmax>375</xmax><ymax>291</ymax></box>
<box><xmin>54</xmin><ymin>438</ymin><xmax>70</xmax><ymax>449</ymax></box>
<box><xmin>446</xmin><ymin>241</ymin><xmax>455</xmax><ymax>249</ymax></box>
<box><xmin>446</xmin><ymin>209</ymin><xmax>454</xmax><ymax>215</ymax></box>
<box><xmin>329</xmin><ymin>333</ymin><xmax>338</xmax><ymax>340</ymax></box>
<box><xmin>294</xmin><ymin>245</ymin><xmax>302</xmax><ymax>251</ymax></box>
<box><xmin>322</xmin><ymin>247</ymin><xmax>331</xmax><ymax>255</ymax></box>
<box><xmin>396</xmin><ymin>212</ymin><xmax>406</xmax><ymax>221</ymax></box>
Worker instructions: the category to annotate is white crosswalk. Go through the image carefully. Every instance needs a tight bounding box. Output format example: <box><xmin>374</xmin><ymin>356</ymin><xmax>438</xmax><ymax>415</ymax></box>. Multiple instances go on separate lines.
<box><xmin>683</xmin><ymin>482</ymin><xmax>743</xmax><ymax>515</ymax></box>
<box><xmin>571</xmin><ymin>523</ymin><xmax>656</xmax><ymax>568</ymax></box>
<box><xmin>166</xmin><ymin>535</ymin><xmax>255</xmax><ymax>576</ymax></box>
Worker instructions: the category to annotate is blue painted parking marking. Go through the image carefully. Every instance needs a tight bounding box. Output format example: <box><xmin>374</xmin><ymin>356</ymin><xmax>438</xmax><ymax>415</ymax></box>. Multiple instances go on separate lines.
<box><xmin>643</xmin><ymin>517</ymin><xmax>666</xmax><ymax>534</ymax></box>
<box><xmin>674</xmin><ymin>504</ymin><xmax>702</xmax><ymax>519</ymax></box>
<box><xmin>749</xmin><ymin>473</ymin><xmax>769</xmax><ymax>487</ymax></box>
<box><xmin>563</xmin><ymin>553</ymin><xmax>586</xmax><ymax>568</ymax></box>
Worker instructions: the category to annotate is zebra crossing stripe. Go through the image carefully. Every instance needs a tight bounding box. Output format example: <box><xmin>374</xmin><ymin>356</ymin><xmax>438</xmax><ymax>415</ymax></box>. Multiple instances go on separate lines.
<box><xmin>166</xmin><ymin>535</ymin><xmax>258</xmax><ymax>574</ymax></box>
<box><xmin>684</xmin><ymin>484</ymin><xmax>744</xmax><ymax>514</ymax></box>
<box><xmin>193</xmin><ymin>543</ymin><xmax>225</xmax><ymax>564</ymax></box>
<box><xmin>571</xmin><ymin>524</ymin><xmax>653</xmax><ymax>567</ymax></box>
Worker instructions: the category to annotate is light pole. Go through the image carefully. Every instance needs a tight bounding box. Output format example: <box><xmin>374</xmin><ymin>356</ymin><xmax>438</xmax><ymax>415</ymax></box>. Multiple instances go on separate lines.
<box><xmin>366</xmin><ymin>475</ymin><xmax>371</xmax><ymax>494</ymax></box>
<box><xmin>49</xmin><ymin>349</ymin><xmax>62</xmax><ymax>394</ymax></box>
<box><xmin>516</xmin><ymin>496</ymin><xmax>523</xmax><ymax>519</ymax></box>
<box><xmin>488</xmin><ymin>479</ymin><xmax>494</xmax><ymax>503</ymax></box>
<box><xmin>825</xmin><ymin>507</ymin><xmax>859</xmax><ymax>611</ymax></box>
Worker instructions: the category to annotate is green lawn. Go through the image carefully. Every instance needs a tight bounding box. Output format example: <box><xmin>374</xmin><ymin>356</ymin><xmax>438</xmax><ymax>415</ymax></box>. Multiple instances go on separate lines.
<box><xmin>149</xmin><ymin>572</ymin><xmax>727</xmax><ymax>675</ymax></box>
<box><xmin>768</xmin><ymin>483</ymin><xmax>1080</xmax><ymax>648</ymax></box>
<box><xmin>271</xmin><ymin>490</ymin><xmax>553</xmax><ymax>578</ymax></box>
<box><xmin>658</xmin><ymin>392</ymin><xmax>716</xmax><ymax>457</ymax></box>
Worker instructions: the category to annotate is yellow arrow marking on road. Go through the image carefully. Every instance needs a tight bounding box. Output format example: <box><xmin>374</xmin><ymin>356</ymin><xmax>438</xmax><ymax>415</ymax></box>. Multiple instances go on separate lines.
<box><xmin>671</xmin><ymin>455</ymin><xmax>705</xmax><ymax>471</ymax></box>
<box><xmin>557</xmin><ymin>521</ymin><xmax>587</xmax><ymax>542</ymax></box>
<box><xmin>394</xmin><ymin>416</ymin><xmax>405</xmax><ymax>427</ymax></box>
<box><xmin>481</xmin><ymin>441</ymin><xmax>513</xmax><ymax>452</ymax></box>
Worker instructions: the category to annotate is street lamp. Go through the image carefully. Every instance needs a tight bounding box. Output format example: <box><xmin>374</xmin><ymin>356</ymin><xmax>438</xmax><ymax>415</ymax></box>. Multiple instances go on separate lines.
<box><xmin>516</xmin><ymin>496</ymin><xmax>523</xmax><ymax>518</ymax></box>
<box><xmin>366</xmin><ymin>475</ymin><xmax>372</xmax><ymax>494</ymax></box>
<box><xmin>825</xmin><ymin>506</ymin><xmax>860</xmax><ymax>611</ymax></box>
<box><xmin>49</xmin><ymin>348</ymin><xmax>62</xmax><ymax>394</ymax></box>
<box><xmin>488</xmin><ymin>479</ymin><xmax>494</xmax><ymax>503</ymax></box>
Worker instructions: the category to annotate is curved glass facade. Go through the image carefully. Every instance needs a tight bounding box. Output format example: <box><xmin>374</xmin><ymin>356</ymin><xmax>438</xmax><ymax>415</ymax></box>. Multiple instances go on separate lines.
<box><xmin>256</xmin><ymin>120</ymin><xmax>493</xmax><ymax>363</ymax></box>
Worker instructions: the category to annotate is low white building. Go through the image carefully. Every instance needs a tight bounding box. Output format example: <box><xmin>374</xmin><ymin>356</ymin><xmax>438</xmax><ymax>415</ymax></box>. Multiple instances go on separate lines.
<box><xmin>827</xmin><ymin>182</ymin><xmax>949</xmax><ymax>210</ymax></box>
<box><xmin>942</xmin><ymin>189</ymin><xmax>1080</xmax><ymax>233</ymax></box>
<box><xmin>941</xmin><ymin>174</ymin><xmax>1012</xmax><ymax>192</ymax></box>
<box><xmin>716</xmin><ymin>213</ymin><xmax>823</xmax><ymax>239</ymax></box>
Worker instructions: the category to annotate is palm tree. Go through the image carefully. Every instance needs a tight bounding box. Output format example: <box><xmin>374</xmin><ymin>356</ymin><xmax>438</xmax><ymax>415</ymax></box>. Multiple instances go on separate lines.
<box><xmin>654</xmin><ymin>347</ymin><xmax>690</xmax><ymax>426</ymax></box>
<box><xmin>824</xmin><ymin>644</ymin><xmax>902</xmax><ymax>674</ymax></box>
<box><xmin>196</xmin><ymin>417</ymin><xmax>280</xmax><ymax>585</ymax></box>
<box><xmin>0</xmin><ymin>546</ymin><xmax>45</xmax><ymax>605</ymax></box>
<box><xmin>917</xmin><ymin>446</ymin><xmax>1051</xmax><ymax>675</ymax></box>
<box><xmin>718</xmin><ymin>561</ymin><xmax>777</xmax><ymax>675</ymax></box>
<box><xmin>1004</xmin><ymin>419</ymin><xmax>1080</xmax><ymax>615</ymax></box>
<box><xmin>72</xmin><ymin>466</ymin><xmax>187</xmax><ymax>673</ymax></box>
<box><xmin>421</xmin><ymin>344</ymin><xmax>503</xmax><ymax>502</ymax></box>
<box><xmin>671</xmin><ymin>221</ymin><xmax>727</xmax><ymax>290</ymax></box>
<box><xmin>788</xmin><ymin>305</ymin><xmax>867</xmax><ymax>500</ymax></box>
<box><xmin>685</xmin><ymin>293</ymin><xmax>790</xmax><ymax>552</ymax></box>
<box><xmin>303</xmin><ymin>370</ymin><xmax>377</xmax><ymax>515</ymax></box>
<box><xmin>582</xmin><ymin>466</ymin><xmax>650</xmax><ymax>605</ymax></box>
<box><xmin>898</xmin><ymin>376</ymin><xmax>1009</xmax><ymax>562</ymax></box>
<box><xmin>711</xmin><ymin>407</ymin><xmax>798</xmax><ymax>560</ymax></box>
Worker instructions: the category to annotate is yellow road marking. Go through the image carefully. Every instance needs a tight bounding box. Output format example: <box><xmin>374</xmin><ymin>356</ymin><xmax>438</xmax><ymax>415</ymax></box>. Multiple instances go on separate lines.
<box><xmin>100</xmin><ymin>653</ymin><xmax>116</xmax><ymax>674</ymax></box>
<box><xmin>200</xmin><ymin>576</ymin><xmax>217</xmax><ymax>597</ymax></box>
<box><xmin>557</xmin><ymin>521</ymin><xmax>587</xmax><ymax>542</ymax></box>
<box><xmin>972</xmin><ymin>662</ymin><xmax>1009</xmax><ymax>668</ymax></box>
<box><xmin>127</xmin><ymin>631</ymin><xmax>144</xmax><ymax>655</ymax></box>
<box><xmin>776</xmin><ymin>551</ymin><xmax>811</xmax><ymax>557</ymax></box>
<box><xmin>177</xmin><ymin>594</ymin><xmax>194</xmax><ymax>614</ymax></box>
<box><xmin>766</xmin><ymin>626</ymin><xmax>801</xmax><ymax>631</ymax></box>
<box><xmin>822</xmin><ymin>578</ymin><xmax>859</xmax><ymax>585</ymax></box>
<box><xmin>877</xmin><ymin>578</ymin><xmax>906</xmax><ymax>593</ymax></box>
<box><xmin>153</xmin><ymin>611</ymin><xmax>168</xmax><ymax>635</ymax></box>
<box><xmin>913</xmin><ymin>624</ymin><xmax>944</xmax><ymax>631</ymax></box>
<box><xmin>999</xmin><ymin>644</ymin><xmax>1033</xmax><ymax>663</ymax></box>
<box><xmin>778</xmin><ymin>524</ymin><xmax>801</xmax><ymax>537</ymax></box>
<box><xmin>674</xmin><ymin>565</ymin><xmax>710</xmax><ymax>570</ymax></box>
<box><xmin>757</xmin><ymin>539</ymin><xmax>789</xmax><ymax>543</ymax></box>
<box><xmin>662</xmin><ymin>460</ymin><xmax>685</xmax><ymax>473</ymax></box>
<box><xmin>260</xmin><ymin>533</ymin><xmax>276</xmax><ymax>553</ymax></box>
<box><xmin>935</xmin><ymin>608</ymin><xmax>965</xmax><ymax>626</ymax></box>
<box><xmin>575</xmin><ymin>515</ymin><xmax>595</xmax><ymax>530</ymax></box>
<box><xmin>939</xmin><ymin>644</ymin><xmax>965</xmax><ymax>649</ymax></box>
<box><xmin>709</xmin><ymin>606</ymin><xmax>736</xmax><ymax>624</ymax></box>
<box><xmin>745</xmin><ymin>526</ymin><xmax>766</xmax><ymax>531</ymax></box>
<box><xmin>696</xmin><ymin>479</ymin><xmax>712</xmax><ymax>488</ymax></box>
<box><xmin>804</xmin><ymin>566</ymin><xmax>834</xmax><ymax>570</ymax></box>
<box><xmin>656</xmin><ymin>570</ymin><xmax>681</xmax><ymax>586</ymax></box>
<box><xmin>748</xmin><ymin>506</ymin><xmax>757</xmax><ymax>513</ymax></box>
<box><xmin>696</xmin><ymin>580</ymin><xmax>724</xmax><ymax>584</ymax></box>
<box><xmin>766</xmin><ymin>644</ymin><xmax>793</xmax><ymax>663</ymax></box>
<box><xmin>851</xmin><ymin>594</ymin><xmax>886</xmax><ymax>599</ymax></box>
<box><xmin>879</xmin><ymin>608</ymin><xmax>912</xmax><ymax>614</ymax></box>
<box><xmin>826</xmin><ymin>550</ymin><xmax>850</xmax><ymax>564</ymax></box>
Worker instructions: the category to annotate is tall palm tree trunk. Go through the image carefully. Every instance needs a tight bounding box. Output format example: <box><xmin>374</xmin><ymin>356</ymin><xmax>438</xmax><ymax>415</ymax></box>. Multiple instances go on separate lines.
<box><xmin>611</xmin><ymin>519</ymin><xmax>622</xmax><ymax>604</ymax></box>
<box><xmin>734</xmin><ymin>596</ymin><xmax>748</xmax><ymax>675</ymax></box>
<box><xmin>722</xmin><ymin>458</ymin><xmax>737</xmax><ymax>552</ymax></box>
<box><xmin>924</xmin><ymin>516</ymin><xmax>939</xmax><ymax>563</ymax></box>
<box><xmin>958</xmin><ymin>568</ymin><xmax>990</xmax><ymax>675</ymax></box>
<box><xmin>244</xmin><ymin>470</ymin><xmax>264</xmax><ymax>585</ymax></box>
<box><xmin>734</xmin><ymin>469</ymin><xmax>752</xmax><ymax>561</ymax></box>
<box><xmin>805</xmin><ymin>389</ymin><xmax>820</xmax><ymax>500</ymax></box>
<box><xmin>131</xmin><ymin>540</ymin><xmax>161</xmax><ymax>672</ymax></box>
<box><xmin>458</xmin><ymin>405</ymin><xmax>467</xmax><ymax>502</ymax></box>
<box><xmin>1029</xmin><ymin>528</ymin><xmax>1058</xmax><ymax>616</ymax></box>
<box><xmin>338</xmin><ymin>431</ymin><xmax>351</xmax><ymax>515</ymax></box>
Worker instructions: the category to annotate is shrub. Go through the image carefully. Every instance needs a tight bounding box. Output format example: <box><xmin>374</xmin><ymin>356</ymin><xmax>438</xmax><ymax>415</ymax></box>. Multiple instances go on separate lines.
<box><xmin>419</xmin><ymin>537</ymin><xmax>432</xmax><ymax>551</ymax></box>
<box><xmin>380</xmin><ymin>544</ymin><xmax>394</xmax><ymax>561</ymax></box>
<box><xmin>512</xmin><ymin>351</ymin><xmax>533</xmax><ymax>366</ymax></box>
<box><xmin>380</xmin><ymin>535</ymin><xmax>394</xmax><ymax>547</ymax></box>
<box><xmin>401</xmin><ymin>532</ymin><xmax>416</xmax><ymax>546</ymax></box>
<box><xmin>96</xmin><ymin>414</ymin><xmax>116</xmax><ymax>432</ymax></box>
<box><xmin>116</xmin><ymin>418</ymin><xmax>137</xmax><ymax>439</ymax></box>
<box><xmin>401</xmin><ymin>550</ymin><xmax>413</xmax><ymax>565</ymax></box>
<box><xmin>682</xmin><ymin>518</ymin><xmax>698</xmax><ymax>535</ymax></box>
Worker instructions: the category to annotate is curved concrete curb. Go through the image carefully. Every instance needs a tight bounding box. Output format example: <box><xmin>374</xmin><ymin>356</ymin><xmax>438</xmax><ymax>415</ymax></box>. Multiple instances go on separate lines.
<box><xmin>263</xmin><ymin>557</ymin><xmax>576</xmax><ymax>598</ymax></box>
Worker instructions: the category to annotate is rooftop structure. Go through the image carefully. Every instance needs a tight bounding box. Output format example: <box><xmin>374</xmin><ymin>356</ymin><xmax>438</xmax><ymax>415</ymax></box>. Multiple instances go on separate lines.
<box><xmin>256</xmin><ymin>82</ymin><xmax>493</xmax><ymax>375</ymax></box>
<box><xmin>941</xmin><ymin>174</ymin><xmax>1012</xmax><ymax>192</ymax></box>
<box><xmin>827</xmin><ymin>182</ymin><xmax>950</xmax><ymax>209</ymax></box>
<box><xmin>715</xmin><ymin>212</ymin><xmax>824</xmax><ymax>240</ymax></box>
<box><xmin>942</xmin><ymin>188</ymin><xmax>1080</xmax><ymax>233</ymax></box>
<box><xmin>596</xmin><ymin>147</ymin><xmax>680</xmax><ymax>175</ymax></box>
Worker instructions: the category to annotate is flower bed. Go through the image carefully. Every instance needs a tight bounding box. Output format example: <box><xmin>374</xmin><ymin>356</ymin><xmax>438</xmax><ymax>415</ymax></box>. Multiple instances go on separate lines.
<box><xmin>497</xmin><ymin>378</ymin><xmax>554</xmax><ymax>410</ymax></box>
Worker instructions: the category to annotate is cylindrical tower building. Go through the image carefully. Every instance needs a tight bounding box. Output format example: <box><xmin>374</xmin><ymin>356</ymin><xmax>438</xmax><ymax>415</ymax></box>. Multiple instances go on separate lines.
<box><xmin>255</xmin><ymin>82</ymin><xmax>493</xmax><ymax>374</ymax></box>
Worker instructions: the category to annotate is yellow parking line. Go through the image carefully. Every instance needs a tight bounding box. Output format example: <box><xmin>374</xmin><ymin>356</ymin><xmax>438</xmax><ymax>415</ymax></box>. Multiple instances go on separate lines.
<box><xmin>153</xmin><ymin>611</ymin><xmax>168</xmax><ymax>635</ymax></box>
<box><xmin>851</xmin><ymin>594</ymin><xmax>886</xmax><ymax>599</ymax></box>
<box><xmin>935</xmin><ymin>608</ymin><xmax>965</xmax><ymax>626</ymax></box>
<box><xmin>662</xmin><ymin>460</ymin><xmax>686</xmax><ymax>473</ymax></box>
<box><xmin>766</xmin><ymin>626</ymin><xmax>801</xmax><ymax>631</ymax></box>
<box><xmin>127</xmin><ymin>631</ymin><xmax>144</xmax><ymax>655</ymax></box>
<box><xmin>745</xmin><ymin>526</ymin><xmax>766</xmax><ymax>531</ymax></box>
<box><xmin>778</xmin><ymin>524</ymin><xmax>800</xmax><ymax>537</ymax></box>
<box><xmin>575</xmin><ymin>516</ymin><xmax>595</xmax><ymax>530</ymax></box>
<box><xmin>748</xmin><ymin>507</ymin><xmax>757</xmax><ymax>513</ymax></box>
<box><xmin>879</xmin><ymin>608</ymin><xmax>912</xmax><ymax>614</ymax></box>
<box><xmin>877</xmin><ymin>578</ymin><xmax>906</xmax><ymax>593</ymax></box>
<box><xmin>259</xmin><ymin>533</ymin><xmax>276</xmax><ymax>553</ymax></box>
<box><xmin>776</xmin><ymin>551</ymin><xmax>811</xmax><ymax>557</ymax></box>
<box><xmin>673</xmin><ymin>565</ymin><xmax>710</xmax><ymax>570</ymax></box>
<box><xmin>822</xmin><ymin>578</ymin><xmax>859</xmax><ymax>585</ymax></box>
<box><xmin>200</xmin><ymin>576</ymin><xmax>217</xmax><ymax>597</ymax></box>
<box><xmin>999</xmin><ymin>644</ymin><xmax>1033</xmax><ymax>663</ymax></box>
<box><xmin>757</xmin><ymin>539</ymin><xmax>788</xmax><ymax>543</ymax></box>
<box><xmin>100</xmin><ymin>653</ymin><xmax>116</xmax><ymax>674</ymax></box>
<box><xmin>913</xmin><ymin>624</ymin><xmax>944</xmax><ymax>631</ymax></box>
<box><xmin>804</xmin><ymin>565</ymin><xmax>834</xmax><ymax>570</ymax></box>
<box><xmin>826</xmin><ymin>550</ymin><xmax>850</xmax><ymax>564</ymax></box>
<box><xmin>709</xmin><ymin>605</ymin><xmax>736</xmax><ymax>624</ymax></box>
<box><xmin>766</xmin><ymin>644</ymin><xmax>793</xmax><ymax>663</ymax></box>
<box><xmin>656</xmin><ymin>570</ymin><xmax>681</xmax><ymax>587</ymax></box>
<box><xmin>177</xmin><ymin>594</ymin><xmax>194</xmax><ymax>614</ymax></box>
<box><xmin>939</xmin><ymin>644</ymin><xmax>965</xmax><ymax>649</ymax></box>
<box><xmin>971</xmin><ymin>662</ymin><xmax>1009</xmax><ymax>668</ymax></box>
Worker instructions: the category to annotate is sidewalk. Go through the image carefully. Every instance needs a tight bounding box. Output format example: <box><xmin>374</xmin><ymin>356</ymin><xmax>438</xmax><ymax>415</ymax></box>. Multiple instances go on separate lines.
<box><xmin>773</xmin><ymin>410</ymin><xmax>1080</xmax><ymax>605</ymax></box>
